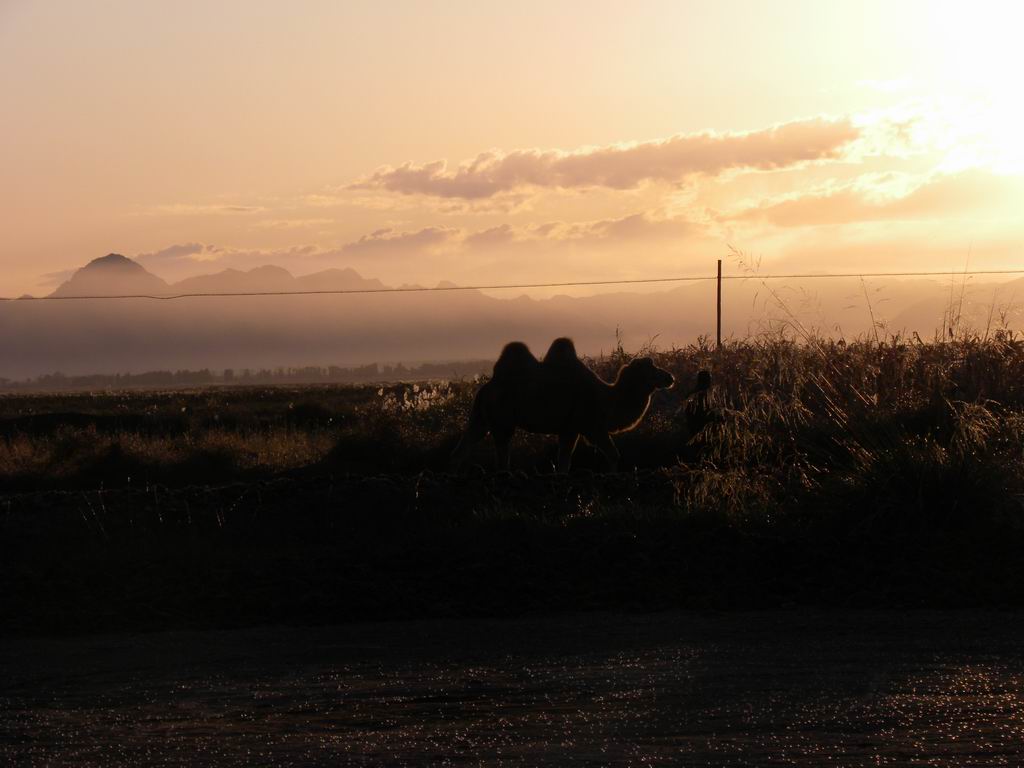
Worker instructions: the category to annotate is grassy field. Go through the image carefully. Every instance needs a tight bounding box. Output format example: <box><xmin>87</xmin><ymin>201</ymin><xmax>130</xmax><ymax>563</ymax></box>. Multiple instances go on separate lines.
<box><xmin>3</xmin><ymin>334</ymin><xmax>1024</xmax><ymax>633</ymax></box>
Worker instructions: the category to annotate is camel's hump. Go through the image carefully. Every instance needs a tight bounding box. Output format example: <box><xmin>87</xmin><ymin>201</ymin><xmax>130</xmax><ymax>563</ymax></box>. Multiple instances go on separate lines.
<box><xmin>493</xmin><ymin>341</ymin><xmax>540</xmax><ymax>380</ymax></box>
<box><xmin>543</xmin><ymin>337</ymin><xmax>580</xmax><ymax>367</ymax></box>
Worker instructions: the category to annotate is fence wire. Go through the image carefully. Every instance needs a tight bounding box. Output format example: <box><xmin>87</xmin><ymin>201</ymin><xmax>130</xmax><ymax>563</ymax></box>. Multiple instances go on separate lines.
<box><xmin>3</xmin><ymin>268</ymin><xmax>1024</xmax><ymax>302</ymax></box>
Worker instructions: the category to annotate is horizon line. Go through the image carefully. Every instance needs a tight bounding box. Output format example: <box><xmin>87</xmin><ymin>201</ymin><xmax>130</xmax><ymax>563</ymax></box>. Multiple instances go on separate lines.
<box><xmin>6</xmin><ymin>267</ymin><xmax>1024</xmax><ymax>302</ymax></box>
<box><xmin>5</xmin><ymin>268</ymin><xmax>1024</xmax><ymax>302</ymax></box>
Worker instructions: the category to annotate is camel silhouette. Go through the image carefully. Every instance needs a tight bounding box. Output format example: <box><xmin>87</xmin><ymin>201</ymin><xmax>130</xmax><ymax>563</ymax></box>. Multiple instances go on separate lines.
<box><xmin>451</xmin><ymin>337</ymin><xmax>674</xmax><ymax>472</ymax></box>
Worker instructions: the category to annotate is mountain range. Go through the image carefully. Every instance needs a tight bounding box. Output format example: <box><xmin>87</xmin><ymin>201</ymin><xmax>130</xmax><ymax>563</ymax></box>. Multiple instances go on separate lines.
<box><xmin>50</xmin><ymin>253</ymin><xmax>390</xmax><ymax>297</ymax></box>
<box><xmin>0</xmin><ymin>253</ymin><xmax>1020</xmax><ymax>380</ymax></box>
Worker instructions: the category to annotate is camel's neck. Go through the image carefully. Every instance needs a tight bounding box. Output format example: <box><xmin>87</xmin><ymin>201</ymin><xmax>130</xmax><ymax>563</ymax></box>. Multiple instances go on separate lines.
<box><xmin>609</xmin><ymin>377</ymin><xmax>653</xmax><ymax>432</ymax></box>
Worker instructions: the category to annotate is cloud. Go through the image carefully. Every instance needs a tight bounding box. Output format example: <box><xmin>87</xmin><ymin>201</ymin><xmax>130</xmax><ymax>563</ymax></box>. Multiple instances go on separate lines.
<box><xmin>560</xmin><ymin>212</ymin><xmax>699</xmax><ymax>242</ymax></box>
<box><xmin>331</xmin><ymin>213</ymin><xmax>702</xmax><ymax>256</ymax></box>
<box><xmin>472</xmin><ymin>212</ymin><xmax>700</xmax><ymax>246</ymax></box>
<box><xmin>349</xmin><ymin>118</ymin><xmax>860</xmax><ymax>200</ymax></box>
<box><xmin>464</xmin><ymin>224</ymin><xmax>517</xmax><ymax>246</ymax></box>
<box><xmin>254</xmin><ymin>218</ymin><xmax>335</xmax><ymax>230</ymax></box>
<box><xmin>136</xmin><ymin>242</ymin><xmax>210</xmax><ymax>264</ymax></box>
<box><xmin>213</xmin><ymin>244</ymin><xmax>322</xmax><ymax>261</ymax></box>
<box><xmin>425</xmin><ymin>212</ymin><xmax>703</xmax><ymax>252</ymax></box>
<box><xmin>731</xmin><ymin>170</ymin><xmax>1024</xmax><ymax>227</ymax></box>
<box><xmin>303</xmin><ymin>194</ymin><xmax>347</xmax><ymax>208</ymax></box>
<box><xmin>143</xmin><ymin>204</ymin><xmax>266</xmax><ymax>216</ymax></box>
<box><xmin>37</xmin><ymin>269</ymin><xmax>76</xmax><ymax>287</ymax></box>
<box><xmin>115</xmin><ymin>209</ymin><xmax>704</xmax><ymax>288</ymax></box>
<box><xmin>339</xmin><ymin>226</ymin><xmax>460</xmax><ymax>257</ymax></box>
<box><xmin>134</xmin><ymin>243</ymin><xmax>313</xmax><ymax>272</ymax></box>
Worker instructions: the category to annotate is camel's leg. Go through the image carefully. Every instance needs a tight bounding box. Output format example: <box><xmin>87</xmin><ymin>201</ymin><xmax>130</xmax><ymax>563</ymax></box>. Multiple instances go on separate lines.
<box><xmin>494</xmin><ymin>436</ymin><xmax>512</xmax><ymax>471</ymax></box>
<box><xmin>589</xmin><ymin>432</ymin><xmax>620</xmax><ymax>472</ymax></box>
<box><xmin>490</xmin><ymin>422</ymin><xmax>515</xmax><ymax>470</ymax></box>
<box><xmin>450</xmin><ymin>424</ymin><xmax>487</xmax><ymax>469</ymax></box>
<box><xmin>556</xmin><ymin>433</ymin><xmax>579</xmax><ymax>473</ymax></box>
<box><xmin>450</xmin><ymin>391</ymin><xmax>490</xmax><ymax>469</ymax></box>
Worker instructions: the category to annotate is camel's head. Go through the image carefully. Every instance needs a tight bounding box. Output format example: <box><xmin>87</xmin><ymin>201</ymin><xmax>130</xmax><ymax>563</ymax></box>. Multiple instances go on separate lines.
<box><xmin>622</xmin><ymin>357</ymin><xmax>675</xmax><ymax>391</ymax></box>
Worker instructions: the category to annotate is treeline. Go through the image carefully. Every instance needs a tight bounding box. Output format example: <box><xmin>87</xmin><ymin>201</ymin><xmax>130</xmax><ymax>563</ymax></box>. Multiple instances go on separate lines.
<box><xmin>0</xmin><ymin>360</ymin><xmax>493</xmax><ymax>391</ymax></box>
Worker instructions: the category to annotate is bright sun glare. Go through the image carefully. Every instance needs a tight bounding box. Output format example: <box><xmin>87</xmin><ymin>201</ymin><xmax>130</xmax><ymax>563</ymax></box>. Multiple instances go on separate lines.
<box><xmin>920</xmin><ymin>2</ymin><xmax>1024</xmax><ymax>174</ymax></box>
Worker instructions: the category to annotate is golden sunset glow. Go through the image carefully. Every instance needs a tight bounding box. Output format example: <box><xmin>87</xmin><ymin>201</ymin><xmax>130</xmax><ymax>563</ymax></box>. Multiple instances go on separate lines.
<box><xmin>1</xmin><ymin>0</ymin><xmax>1022</xmax><ymax>298</ymax></box>
<box><xmin>10</xmin><ymin>9</ymin><xmax>1024</xmax><ymax>747</ymax></box>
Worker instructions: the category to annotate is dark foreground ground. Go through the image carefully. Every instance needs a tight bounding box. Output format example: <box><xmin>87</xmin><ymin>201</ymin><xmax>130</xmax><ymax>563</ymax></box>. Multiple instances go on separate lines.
<box><xmin>4</xmin><ymin>339</ymin><xmax>1024</xmax><ymax>764</ymax></box>
<box><xmin>5</xmin><ymin>342</ymin><xmax>1024</xmax><ymax>633</ymax></box>
<box><xmin>3</xmin><ymin>611</ymin><xmax>1024</xmax><ymax>766</ymax></box>
<box><xmin>5</xmin><ymin>470</ymin><xmax>1024</xmax><ymax>636</ymax></box>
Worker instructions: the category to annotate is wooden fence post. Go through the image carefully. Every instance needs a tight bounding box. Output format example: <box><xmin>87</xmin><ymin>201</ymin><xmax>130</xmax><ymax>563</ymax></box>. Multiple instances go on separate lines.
<box><xmin>716</xmin><ymin>259</ymin><xmax>722</xmax><ymax>351</ymax></box>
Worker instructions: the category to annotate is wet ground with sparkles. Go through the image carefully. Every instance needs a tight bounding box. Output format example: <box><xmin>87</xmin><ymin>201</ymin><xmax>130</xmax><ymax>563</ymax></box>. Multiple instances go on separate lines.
<box><xmin>2</xmin><ymin>612</ymin><xmax>1024</xmax><ymax>766</ymax></box>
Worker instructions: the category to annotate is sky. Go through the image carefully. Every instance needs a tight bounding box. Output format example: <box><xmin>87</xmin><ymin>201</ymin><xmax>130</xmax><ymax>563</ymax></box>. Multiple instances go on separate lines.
<box><xmin>2</xmin><ymin>0</ymin><xmax>1023</xmax><ymax>297</ymax></box>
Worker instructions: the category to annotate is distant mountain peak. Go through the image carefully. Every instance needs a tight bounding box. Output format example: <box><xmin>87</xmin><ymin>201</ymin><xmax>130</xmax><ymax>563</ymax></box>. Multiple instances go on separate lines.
<box><xmin>172</xmin><ymin>266</ymin><xmax>297</xmax><ymax>294</ymax></box>
<box><xmin>50</xmin><ymin>253</ymin><xmax>169</xmax><ymax>297</ymax></box>
<box><xmin>85</xmin><ymin>253</ymin><xmax>138</xmax><ymax>268</ymax></box>
<box><xmin>295</xmin><ymin>268</ymin><xmax>388</xmax><ymax>292</ymax></box>
<box><xmin>248</xmin><ymin>265</ymin><xmax>293</xmax><ymax>276</ymax></box>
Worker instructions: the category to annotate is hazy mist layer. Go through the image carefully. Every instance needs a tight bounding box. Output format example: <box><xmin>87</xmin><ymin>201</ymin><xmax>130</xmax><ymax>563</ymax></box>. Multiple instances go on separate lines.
<box><xmin>1</xmin><ymin>255</ymin><xmax>1019</xmax><ymax>381</ymax></box>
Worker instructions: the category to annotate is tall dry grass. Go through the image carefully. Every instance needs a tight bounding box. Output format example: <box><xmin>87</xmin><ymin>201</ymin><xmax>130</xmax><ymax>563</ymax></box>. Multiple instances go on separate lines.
<box><xmin>4</xmin><ymin>334</ymin><xmax>1024</xmax><ymax>632</ymax></box>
